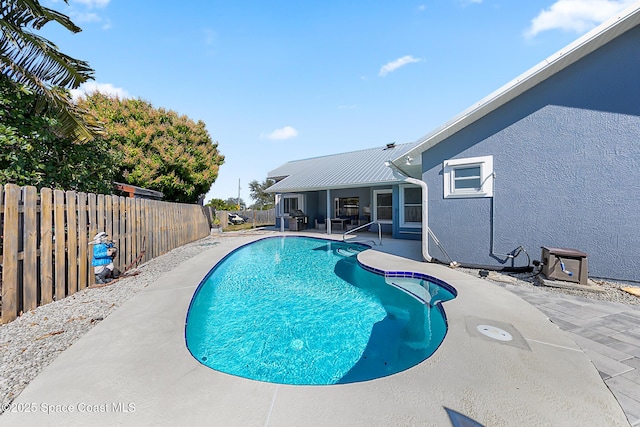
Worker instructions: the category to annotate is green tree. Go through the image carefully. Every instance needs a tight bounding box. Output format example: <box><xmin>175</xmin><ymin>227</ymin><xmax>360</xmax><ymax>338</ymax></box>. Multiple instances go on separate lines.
<box><xmin>248</xmin><ymin>178</ymin><xmax>274</xmax><ymax>210</ymax></box>
<box><xmin>0</xmin><ymin>74</ymin><xmax>118</xmax><ymax>192</ymax></box>
<box><xmin>225</xmin><ymin>197</ymin><xmax>245</xmax><ymax>210</ymax></box>
<box><xmin>205</xmin><ymin>198</ymin><xmax>234</xmax><ymax>211</ymax></box>
<box><xmin>78</xmin><ymin>92</ymin><xmax>225</xmax><ymax>203</ymax></box>
<box><xmin>205</xmin><ymin>198</ymin><xmax>246</xmax><ymax>211</ymax></box>
<box><xmin>0</xmin><ymin>0</ymin><xmax>96</xmax><ymax>141</ymax></box>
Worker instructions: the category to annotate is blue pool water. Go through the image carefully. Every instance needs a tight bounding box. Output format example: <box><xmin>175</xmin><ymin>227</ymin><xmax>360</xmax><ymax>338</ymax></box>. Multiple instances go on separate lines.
<box><xmin>185</xmin><ymin>236</ymin><xmax>456</xmax><ymax>385</ymax></box>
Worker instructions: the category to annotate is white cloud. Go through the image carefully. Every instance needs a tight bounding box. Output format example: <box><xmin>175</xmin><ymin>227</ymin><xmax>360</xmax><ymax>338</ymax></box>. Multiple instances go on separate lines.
<box><xmin>71</xmin><ymin>82</ymin><xmax>129</xmax><ymax>102</ymax></box>
<box><xmin>525</xmin><ymin>0</ymin><xmax>636</xmax><ymax>38</ymax></box>
<box><xmin>378</xmin><ymin>55</ymin><xmax>422</xmax><ymax>77</ymax></box>
<box><xmin>68</xmin><ymin>11</ymin><xmax>110</xmax><ymax>29</ymax></box>
<box><xmin>338</xmin><ymin>104</ymin><xmax>357</xmax><ymax>110</ymax></box>
<box><xmin>72</xmin><ymin>0</ymin><xmax>110</xmax><ymax>8</ymax></box>
<box><xmin>52</xmin><ymin>0</ymin><xmax>112</xmax><ymax>30</ymax></box>
<box><xmin>72</xmin><ymin>12</ymin><xmax>101</xmax><ymax>23</ymax></box>
<box><xmin>262</xmin><ymin>126</ymin><xmax>299</xmax><ymax>140</ymax></box>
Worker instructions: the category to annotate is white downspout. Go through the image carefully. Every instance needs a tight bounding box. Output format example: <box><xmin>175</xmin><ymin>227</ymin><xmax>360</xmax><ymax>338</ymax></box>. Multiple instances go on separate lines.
<box><xmin>385</xmin><ymin>161</ymin><xmax>432</xmax><ymax>262</ymax></box>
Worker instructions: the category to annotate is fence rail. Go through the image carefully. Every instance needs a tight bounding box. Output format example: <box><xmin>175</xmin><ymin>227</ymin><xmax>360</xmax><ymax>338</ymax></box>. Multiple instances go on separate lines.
<box><xmin>0</xmin><ymin>183</ymin><xmax>212</xmax><ymax>324</ymax></box>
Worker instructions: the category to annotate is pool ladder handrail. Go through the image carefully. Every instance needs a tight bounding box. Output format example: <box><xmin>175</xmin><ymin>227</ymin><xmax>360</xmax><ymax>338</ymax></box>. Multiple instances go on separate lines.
<box><xmin>342</xmin><ymin>221</ymin><xmax>382</xmax><ymax>246</ymax></box>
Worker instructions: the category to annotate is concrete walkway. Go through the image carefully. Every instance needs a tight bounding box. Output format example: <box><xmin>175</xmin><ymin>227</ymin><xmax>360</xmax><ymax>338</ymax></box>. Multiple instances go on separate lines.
<box><xmin>499</xmin><ymin>282</ymin><xmax>640</xmax><ymax>426</ymax></box>
<box><xmin>376</xmin><ymin>235</ymin><xmax>640</xmax><ymax>426</ymax></box>
<box><xmin>0</xmin><ymin>233</ymin><xmax>634</xmax><ymax>426</ymax></box>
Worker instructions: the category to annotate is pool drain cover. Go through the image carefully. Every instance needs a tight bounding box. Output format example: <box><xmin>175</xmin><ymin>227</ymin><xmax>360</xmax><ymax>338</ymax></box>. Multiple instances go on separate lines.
<box><xmin>477</xmin><ymin>325</ymin><xmax>513</xmax><ymax>341</ymax></box>
<box><xmin>290</xmin><ymin>339</ymin><xmax>304</xmax><ymax>350</ymax></box>
<box><xmin>465</xmin><ymin>317</ymin><xmax>530</xmax><ymax>350</ymax></box>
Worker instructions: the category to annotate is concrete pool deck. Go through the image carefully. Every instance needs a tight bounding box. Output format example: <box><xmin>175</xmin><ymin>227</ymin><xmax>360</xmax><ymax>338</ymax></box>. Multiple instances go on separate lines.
<box><xmin>0</xmin><ymin>232</ymin><xmax>631</xmax><ymax>426</ymax></box>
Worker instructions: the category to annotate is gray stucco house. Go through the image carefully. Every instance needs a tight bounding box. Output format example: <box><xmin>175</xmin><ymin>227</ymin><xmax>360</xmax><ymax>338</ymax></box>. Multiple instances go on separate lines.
<box><xmin>267</xmin><ymin>4</ymin><xmax>640</xmax><ymax>282</ymax></box>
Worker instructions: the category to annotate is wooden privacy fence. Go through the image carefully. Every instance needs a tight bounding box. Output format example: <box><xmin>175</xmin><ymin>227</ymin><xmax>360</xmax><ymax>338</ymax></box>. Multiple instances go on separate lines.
<box><xmin>216</xmin><ymin>209</ymin><xmax>276</xmax><ymax>229</ymax></box>
<box><xmin>0</xmin><ymin>183</ymin><xmax>212</xmax><ymax>324</ymax></box>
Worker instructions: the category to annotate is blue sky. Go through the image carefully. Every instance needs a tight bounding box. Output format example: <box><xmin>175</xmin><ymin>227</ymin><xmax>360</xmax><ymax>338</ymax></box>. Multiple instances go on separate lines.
<box><xmin>41</xmin><ymin>0</ymin><xmax>637</xmax><ymax>204</ymax></box>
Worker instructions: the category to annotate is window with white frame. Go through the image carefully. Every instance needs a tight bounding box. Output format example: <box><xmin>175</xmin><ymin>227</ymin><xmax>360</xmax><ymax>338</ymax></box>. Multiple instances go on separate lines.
<box><xmin>373</xmin><ymin>189</ymin><xmax>392</xmax><ymax>223</ymax></box>
<box><xmin>400</xmin><ymin>185</ymin><xmax>422</xmax><ymax>227</ymax></box>
<box><xmin>443</xmin><ymin>155</ymin><xmax>493</xmax><ymax>198</ymax></box>
<box><xmin>279</xmin><ymin>193</ymin><xmax>304</xmax><ymax>216</ymax></box>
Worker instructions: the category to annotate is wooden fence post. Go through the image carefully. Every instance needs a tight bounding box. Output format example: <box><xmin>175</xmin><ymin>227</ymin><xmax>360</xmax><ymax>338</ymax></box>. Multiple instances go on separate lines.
<box><xmin>53</xmin><ymin>190</ymin><xmax>66</xmax><ymax>301</ymax></box>
<box><xmin>142</xmin><ymin>199</ymin><xmax>149</xmax><ymax>262</ymax></box>
<box><xmin>88</xmin><ymin>193</ymin><xmax>98</xmax><ymax>287</ymax></box>
<box><xmin>97</xmin><ymin>194</ymin><xmax>105</xmax><ymax>234</ymax></box>
<box><xmin>127</xmin><ymin>197</ymin><xmax>135</xmax><ymax>270</ymax></box>
<box><xmin>77</xmin><ymin>192</ymin><xmax>88</xmax><ymax>290</ymax></box>
<box><xmin>110</xmin><ymin>196</ymin><xmax>119</xmax><ymax>269</ymax></box>
<box><xmin>2</xmin><ymin>184</ymin><xmax>19</xmax><ymax>323</ymax></box>
<box><xmin>66</xmin><ymin>190</ymin><xmax>78</xmax><ymax>295</ymax></box>
<box><xmin>23</xmin><ymin>186</ymin><xmax>38</xmax><ymax>312</ymax></box>
<box><xmin>135</xmin><ymin>198</ymin><xmax>142</xmax><ymax>264</ymax></box>
<box><xmin>118</xmin><ymin>196</ymin><xmax>126</xmax><ymax>270</ymax></box>
<box><xmin>40</xmin><ymin>188</ymin><xmax>54</xmax><ymax>305</ymax></box>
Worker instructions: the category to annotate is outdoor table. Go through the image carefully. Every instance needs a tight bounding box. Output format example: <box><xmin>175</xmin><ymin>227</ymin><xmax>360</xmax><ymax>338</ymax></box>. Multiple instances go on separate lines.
<box><xmin>329</xmin><ymin>218</ymin><xmax>348</xmax><ymax>230</ymax></box>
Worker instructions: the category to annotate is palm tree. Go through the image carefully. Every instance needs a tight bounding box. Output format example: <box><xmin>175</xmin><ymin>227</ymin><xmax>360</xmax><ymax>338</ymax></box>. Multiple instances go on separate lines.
<box><xmin>0</xmin><ymin>0</ymin><xmax>96</xmax><ymax>141</ymax></box>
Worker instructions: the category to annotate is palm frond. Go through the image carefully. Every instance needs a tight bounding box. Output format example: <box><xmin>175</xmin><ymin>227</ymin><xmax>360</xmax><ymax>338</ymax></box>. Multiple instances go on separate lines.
<box><xmin>2</xmin><ymin>0</ymin><xmax>81</xmax><ymax>33</ymax></box>
<box><xmin>0</xmin><ymin>0</ymin><xmax>96</xmax><ymax>141</ymax></box>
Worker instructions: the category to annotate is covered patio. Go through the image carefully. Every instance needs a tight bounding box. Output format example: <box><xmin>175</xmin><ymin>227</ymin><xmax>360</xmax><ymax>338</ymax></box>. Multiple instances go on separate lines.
<box><xmin>266</xmin><ymin>142</ymin><xmax>424</xmax><ymax>241</ymax></box>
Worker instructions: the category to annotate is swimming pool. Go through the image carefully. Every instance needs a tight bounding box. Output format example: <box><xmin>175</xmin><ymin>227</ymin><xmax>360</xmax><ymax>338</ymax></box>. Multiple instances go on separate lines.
<box><xmin>185</xmin><ymin>236</ymin><xmax>456</xmax><ymax>385</ymax></box>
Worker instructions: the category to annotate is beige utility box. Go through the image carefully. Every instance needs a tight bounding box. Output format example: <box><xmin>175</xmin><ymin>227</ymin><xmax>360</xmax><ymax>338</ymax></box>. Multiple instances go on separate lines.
<box><xmin>541</xmin><ymin>247</ymin><xmax>588</xmax><ymax>285</ymax></box>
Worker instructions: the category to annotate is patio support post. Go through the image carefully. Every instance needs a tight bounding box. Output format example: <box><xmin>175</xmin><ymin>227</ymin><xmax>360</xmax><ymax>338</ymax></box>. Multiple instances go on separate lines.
<box><xmin>326</xmin><ymin>189</ymin><xmax>331</xmax><ymax>235</ymax></box>
<box><xmin>276</xmin><ymin>193</ymin><xmax>284</xmax><ymax>232</ymax></box>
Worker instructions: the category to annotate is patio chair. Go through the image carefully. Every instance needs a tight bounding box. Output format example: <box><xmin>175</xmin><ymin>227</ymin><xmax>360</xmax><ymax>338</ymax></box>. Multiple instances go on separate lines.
<box><xmin>315</xmin><ymin>215</ymin><xmax>326</xmax><ymax>230</ymax></box>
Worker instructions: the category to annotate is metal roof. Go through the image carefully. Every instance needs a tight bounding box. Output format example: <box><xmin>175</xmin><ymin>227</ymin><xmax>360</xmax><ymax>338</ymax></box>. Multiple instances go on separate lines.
<box><xmin>393</xmin><ymin>2</ymin><xmax>640</xmax><ymax>168</ymax></box>
<box><xmin>266</xmin><ymin>142</ymin><xmax>419</xmax><ymax>193</ymax></box>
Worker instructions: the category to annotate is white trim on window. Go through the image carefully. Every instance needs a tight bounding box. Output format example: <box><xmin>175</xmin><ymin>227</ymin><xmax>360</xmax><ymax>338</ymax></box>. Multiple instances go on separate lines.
<box><xmin>443</xmin><ymin>155</ymin><xmax>494</xmax><ymax>198</ymax></box>
<box><xmin>278</xmin><ymin>193</ymin><xmax>304</xmax><ymax>216</ymax></box>
<box><xmin>373</xmin><ymin>189</ymin><xmax>392</xmax><ymax>224</ymax></box>
<box><xmin>399</xmin><ymin>184</ymin><xmax>422</xmax><ymax>228</ymax></box>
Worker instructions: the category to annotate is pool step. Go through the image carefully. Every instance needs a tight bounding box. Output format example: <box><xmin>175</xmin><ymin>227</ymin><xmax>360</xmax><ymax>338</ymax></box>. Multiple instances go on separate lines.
<box><xmin>336</xmin><ymin>246</ymin><xmax>367</xmax><ymax>257</ymax></box>
<box><xmin>385</xmin><ymin>278</ymin><xmax>433</xmax><ymax>306</ymax></box>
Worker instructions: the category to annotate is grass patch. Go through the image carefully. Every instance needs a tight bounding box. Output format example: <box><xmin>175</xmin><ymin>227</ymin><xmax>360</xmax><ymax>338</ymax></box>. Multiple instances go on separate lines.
<box><xmin>223</xmin><ymin>223</ymin><xmax>273</xmax><ymax>232</ymax></box>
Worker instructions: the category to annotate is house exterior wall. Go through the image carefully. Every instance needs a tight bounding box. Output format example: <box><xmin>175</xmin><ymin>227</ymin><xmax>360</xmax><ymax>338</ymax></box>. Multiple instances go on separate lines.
<box><xmin>306</xmin><ymin>191</ymin><xmax>320</xmax><ymax>225</ymax></box>
<box><xmin>421</xmin><ymin>25</ymin><xmax>640</xmax><ymax>281</ymax></box>
<box><xmin>392</xmin><ymin>186</ymin><xmax>421</xmax><ymax>240</ymax></box>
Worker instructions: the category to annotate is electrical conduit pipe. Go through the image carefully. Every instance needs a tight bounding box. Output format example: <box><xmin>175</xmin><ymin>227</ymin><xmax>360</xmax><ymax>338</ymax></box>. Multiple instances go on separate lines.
<box><xmin>384</xmin><ymin>162</ymin><xmax>531</xmax><ymax>272</ymax></box>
